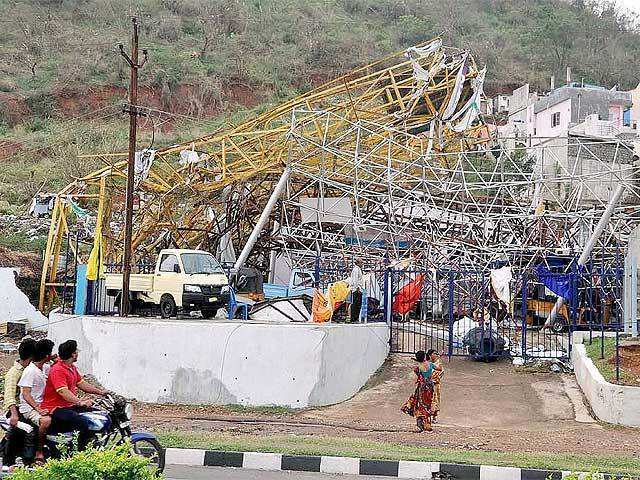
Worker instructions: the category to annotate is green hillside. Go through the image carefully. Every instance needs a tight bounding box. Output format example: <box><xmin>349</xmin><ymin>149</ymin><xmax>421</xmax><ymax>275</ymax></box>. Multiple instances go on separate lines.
<box><xmin>0</xmin><ymin>0</ymin><xmax>639</xmax><ymax>213</ymax></box>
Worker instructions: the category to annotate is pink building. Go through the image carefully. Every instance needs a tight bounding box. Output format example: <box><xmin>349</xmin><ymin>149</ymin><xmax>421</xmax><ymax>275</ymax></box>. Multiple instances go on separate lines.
<box><xmin>531</xmin><ymin>84</ymin><xmax>632</xmax><ymax>145</ymax></box>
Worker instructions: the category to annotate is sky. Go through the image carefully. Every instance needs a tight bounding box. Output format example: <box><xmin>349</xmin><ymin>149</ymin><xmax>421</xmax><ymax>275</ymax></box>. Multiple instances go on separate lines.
<box><xmin>617</xmin><ymin>0</ymin><xmax>640</xmax><ymax>14</ymax></box>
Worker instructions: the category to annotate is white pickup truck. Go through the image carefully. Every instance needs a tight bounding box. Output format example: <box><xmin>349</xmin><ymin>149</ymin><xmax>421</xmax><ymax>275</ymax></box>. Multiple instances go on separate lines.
<box><xmin>105</xmin><ymin>249</ymin><xmax>230</xmax><ymax>318</ymax></box>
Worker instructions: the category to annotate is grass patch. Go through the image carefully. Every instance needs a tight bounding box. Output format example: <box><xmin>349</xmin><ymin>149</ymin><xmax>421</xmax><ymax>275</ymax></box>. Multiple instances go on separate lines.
<box><xmin>152</xmin><ymin>430</ymin><xmax>640</xmax><ymax>476</ymax></box>
<box><xmin>584</xmin><ymin>338</ymin><xmax>639</xmax><ymax>386</ymax></box>
<box><xmin>224</xmin><ymin>404</ymin><xmax>296</xmax><ymax>415</ymax></box>
<box><xmin>0</xmin><ymin>232</ymin><xmax>47</xmax><ymax>253</ymax></box>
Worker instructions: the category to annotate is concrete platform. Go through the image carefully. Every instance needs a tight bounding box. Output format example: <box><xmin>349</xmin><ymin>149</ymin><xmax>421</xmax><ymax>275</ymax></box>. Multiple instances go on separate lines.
<box><xmin>48</xmin><ymin>313</ymin><xmax>389</xmax><ymax>407</ymax></box>
<box><xmin>572</xmin><ymin>333</ymin><xmax>640</xmax><ymax>427</ymax></box>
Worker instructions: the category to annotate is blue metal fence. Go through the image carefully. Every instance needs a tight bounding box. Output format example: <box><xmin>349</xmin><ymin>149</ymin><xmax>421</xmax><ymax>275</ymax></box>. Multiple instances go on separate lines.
<box><xmin>378</xmin><ymin>262</ymin><xmax>624</xmax><ymax>372</ymax></box>
<box><xmin>58</xmin><ymin>247</ymin><xmax>625</xmax><ymax>381</ymax></box>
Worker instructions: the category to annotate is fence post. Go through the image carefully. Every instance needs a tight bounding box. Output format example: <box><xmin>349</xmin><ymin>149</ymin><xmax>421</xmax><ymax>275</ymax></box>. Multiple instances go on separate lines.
<box><xmin>384</xmin><ymin>267</ymin><xmax>390</xmax><ymax>326</ymax></box>
<box><xmin>616</xmin><ymin>324</ymin><xmax>620</xmax><ymax>383</ymax></box>
<box><xmin>600</xmin><ymin>264</ymin><xmax>606</xmax><ymax>361</ymax></box>
<box><xmin>72</xmin><ymin>230</ymin><xmax>79</xmax><ymax>313</ymax></box>
<box><xmin>521</xmin><ymin>272</ymin><xmax>528</xmax><ymax>362</ymax></box>
<box><xmin>448</xmin><ymin>271</ymin><xmax>454</xmax><ymax>359</ymax></box>
<box><xmin>314</xmin><ymin>255</ymin><xmax>320</xmax><ymax>288</ymax></box>
<box><xmin>570</xmin><ymin>262</ymin><xmax>586</xmax><ymax>350</ymax></box>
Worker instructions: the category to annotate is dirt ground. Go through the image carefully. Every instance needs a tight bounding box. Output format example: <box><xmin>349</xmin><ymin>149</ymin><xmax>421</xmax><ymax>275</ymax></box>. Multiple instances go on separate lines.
<box><xmin>134</xmin><ymin>355</ymin><xmax>640</xmax><ymax>456</ymax></box>
<box><xmin>613</xmin><ymin>345</ymin><xmax>640</xmax><ymax>379</ymax></box>
<box><xmin>0</xmin><ymin>348</ymin><xmax>636</xmax><ymax>457</ymax></box>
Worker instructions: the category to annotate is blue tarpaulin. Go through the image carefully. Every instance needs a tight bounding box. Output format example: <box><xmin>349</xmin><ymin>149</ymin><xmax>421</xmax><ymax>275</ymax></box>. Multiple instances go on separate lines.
<box><xmin>535</xmin><ymin>265</ymin><xmax>573</xmax><ymax>300</ymax></box>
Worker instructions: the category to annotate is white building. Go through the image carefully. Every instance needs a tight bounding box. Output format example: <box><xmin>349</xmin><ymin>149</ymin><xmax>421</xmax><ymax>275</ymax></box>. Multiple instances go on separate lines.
<box><xmin>497</xmin><ymin>82</ymin><xmax>634</xmax><ymax>152</ymax></box>
<box><xmin>479</xmin><ymin>97</ymin><xmax>494</xmax><ymax>115</ymax></box>
<box><xmin>494</xmin><ymin>94</ymin><xmax>510</xmax><ymax>114</ymax></box>
<box><xmin>498</xmin><ymin>84</ymin><xmax>538</xmax><ymax>151</ymax></box>
<box><xmin>531</xmin><ymin>84</ymin><xmax>632</xmax><ymax>146</ymax></box>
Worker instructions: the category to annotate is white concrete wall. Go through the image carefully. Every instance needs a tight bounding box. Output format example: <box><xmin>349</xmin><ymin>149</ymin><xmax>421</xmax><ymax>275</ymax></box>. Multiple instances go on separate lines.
<box><xmin>0</xmin><ymin>268</ymin><xmax>48</xmax><ymax>331</ymax></box>
<box><xmin>48</xmin><ymin>313</ymin><xmax>389</xmax><ymax>407</ymax></box>
<box><xmin>532</xmin><ymin>98</ymin><xmax>572</xmax><ymax>145</ymax></box>
<box><xmin>629</xmin><ymin>84</ymin><xmax>640</xmax><ymax>129</ymax></box>
<box><xmin>571</xmin><ymin>334</ymin><xmax>640</xmax><ymax>427</ymax></box>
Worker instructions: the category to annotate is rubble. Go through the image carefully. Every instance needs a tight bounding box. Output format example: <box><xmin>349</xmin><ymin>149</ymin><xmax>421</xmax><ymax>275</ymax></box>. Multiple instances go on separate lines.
<box><xmin>0</xmin><ymin>214</ymin><xmax>50</xmax><ymax>239</ymax></box>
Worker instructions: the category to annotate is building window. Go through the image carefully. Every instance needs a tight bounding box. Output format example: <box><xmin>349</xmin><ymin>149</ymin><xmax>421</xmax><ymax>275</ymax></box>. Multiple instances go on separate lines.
<box><xmin>551</xmin><ymin>112</ymin><xmax>561</xmax><ymax>128</ymax></box>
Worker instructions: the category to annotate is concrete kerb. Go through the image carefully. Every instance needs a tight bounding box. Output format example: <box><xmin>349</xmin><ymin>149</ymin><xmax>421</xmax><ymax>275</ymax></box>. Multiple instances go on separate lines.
<box><xmin>571</xmin><ymin>331</ymin><xmax>640</xmax><ymax>427</ymax></box>
<box><xmin>163</xmin><ymin>448</ymin><xmax>624</xmax><ymax>479</ymax></box>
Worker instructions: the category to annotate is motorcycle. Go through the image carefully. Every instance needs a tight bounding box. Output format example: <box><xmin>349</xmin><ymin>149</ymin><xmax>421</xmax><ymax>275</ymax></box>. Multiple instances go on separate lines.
<box><xmin>0</xmin><ymin>394</ymin><xmax>165</xmax><ymax>474</ymax></box>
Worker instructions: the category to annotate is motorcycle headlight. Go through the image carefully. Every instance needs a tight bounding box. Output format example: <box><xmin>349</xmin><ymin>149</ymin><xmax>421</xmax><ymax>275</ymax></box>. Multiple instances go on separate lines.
<box><xmin>184</xmin><ymin>284</ymin><xmax>201</xmax><ymax>293</ymax></box>
<box><xmin>221</xmin><ymin>285</ymin><xmax>230</xmax><ymax>294</ymax></box>
<box><xmin>125</xmin><ymin>403</ymin><xmax>133</xmax><ymax>421</ymax></box>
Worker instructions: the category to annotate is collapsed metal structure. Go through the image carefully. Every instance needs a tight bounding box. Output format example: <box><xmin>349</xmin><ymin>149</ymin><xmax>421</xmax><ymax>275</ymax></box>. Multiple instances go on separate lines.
<box><xmin>39</xmin><ymin>38</ymin><xmax>639</xmax><ymax>310</ymax></box>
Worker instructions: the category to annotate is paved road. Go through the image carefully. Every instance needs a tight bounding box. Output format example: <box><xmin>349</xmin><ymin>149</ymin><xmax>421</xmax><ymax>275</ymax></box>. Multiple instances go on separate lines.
<box><xmin>165</xmin><ymin>465</ymin><xmax>401</xmax><ymax>480</ymax></box>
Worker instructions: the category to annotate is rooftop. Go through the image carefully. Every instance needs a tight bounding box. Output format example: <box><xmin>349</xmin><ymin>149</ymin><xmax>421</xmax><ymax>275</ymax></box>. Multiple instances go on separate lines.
<box><xmin>533</xmin><ymin>85</ymin><xmax>632</xmax><ymax>114</ymax></box>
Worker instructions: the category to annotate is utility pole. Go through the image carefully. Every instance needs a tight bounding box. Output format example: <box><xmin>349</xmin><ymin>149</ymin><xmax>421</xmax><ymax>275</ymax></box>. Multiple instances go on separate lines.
<box><xmin>119</xmin><ymin>17</ymin><xmax>147</xmax><ymax>316</ymax></box>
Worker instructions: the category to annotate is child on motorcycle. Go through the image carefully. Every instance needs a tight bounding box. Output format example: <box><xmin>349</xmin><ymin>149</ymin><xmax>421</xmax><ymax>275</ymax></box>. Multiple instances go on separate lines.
<box><xmin>18</xmin><ymin>339</ymin><xmax>55</xmax><ymax>465</ymax></box>
<box><xmin>2</xmin><ymin>338</ymin><xmax>37</xmax><ymax>466</ymax></box>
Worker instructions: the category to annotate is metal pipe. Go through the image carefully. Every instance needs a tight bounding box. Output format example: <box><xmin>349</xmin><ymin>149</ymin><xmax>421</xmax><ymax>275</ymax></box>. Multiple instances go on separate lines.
<box><xmin>548</xmin><ymin>184</ymin><xmax>625</xmax><ymax>326</ymax></box>
<box><xmin>234</xmin><ymin>168</ymin><xmax>291</xmax><ymax>271</ymax></box>
<box><xmin>578</xmin><ymin>184</ymin><xmax>625</xmax><ymax>267</ymax></box>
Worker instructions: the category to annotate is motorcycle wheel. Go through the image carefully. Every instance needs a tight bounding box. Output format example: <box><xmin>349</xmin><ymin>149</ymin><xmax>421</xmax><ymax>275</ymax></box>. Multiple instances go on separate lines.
<box><xmin>131</xmin><ymin>437</ymin><xmax>165</xmax><ymax>475</ymax></box>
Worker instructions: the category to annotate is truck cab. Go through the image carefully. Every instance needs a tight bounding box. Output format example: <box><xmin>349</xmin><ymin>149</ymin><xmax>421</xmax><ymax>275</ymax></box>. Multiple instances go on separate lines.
<box><xmin>263</xmin><ymin>268</ymin><xmax>315</xmax><ymax>299</ymax></box>
<box><xmin>154</xmin><ymin>249</ymin><xmax>230</xmax><ymax>317</ymax></box>
<box><xmin>106</xmin><ymin>249</ymin><xmax>230</xmax><ymax>318</ymax></box>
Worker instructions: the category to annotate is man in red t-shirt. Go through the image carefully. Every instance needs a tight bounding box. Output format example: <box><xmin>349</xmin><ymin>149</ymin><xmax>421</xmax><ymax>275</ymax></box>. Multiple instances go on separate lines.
<box><xmin>41</xmin><ymin>340</ymin><xmax>107</xmax><ymax>450</ymax></box>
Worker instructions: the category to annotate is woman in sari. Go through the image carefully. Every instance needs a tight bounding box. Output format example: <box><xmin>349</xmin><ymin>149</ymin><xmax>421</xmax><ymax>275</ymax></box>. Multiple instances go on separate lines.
<box><xmin>429</xmin><ymin>350</ymin><xmax>444</xmax><ymax>423</ymax></box>
<box><xmin>401</xmin><ymin>349</ymin><xmax>442</xmax><ymax>432</ymax></box>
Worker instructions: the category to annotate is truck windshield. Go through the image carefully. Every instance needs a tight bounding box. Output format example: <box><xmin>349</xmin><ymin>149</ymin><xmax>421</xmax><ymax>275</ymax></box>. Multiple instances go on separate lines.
<box><xmin>181</xmin><ymin>253</ymin><xmax>225</xmax><ymax>275</ymax></box>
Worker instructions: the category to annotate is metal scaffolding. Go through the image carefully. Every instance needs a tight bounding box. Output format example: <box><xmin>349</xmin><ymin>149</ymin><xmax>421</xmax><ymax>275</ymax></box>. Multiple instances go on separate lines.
<box><xmin>277</xmin><ymin>110</ymin><xmax>639</xmax><ymax>272</ymax></box>
<box><xmin>38</xmin><ymin>37</ymin><xmax>639</xmax><ymax>310</ymax></box>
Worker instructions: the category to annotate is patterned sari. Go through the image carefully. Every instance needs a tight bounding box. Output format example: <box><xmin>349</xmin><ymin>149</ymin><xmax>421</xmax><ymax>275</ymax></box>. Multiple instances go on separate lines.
<box><xmin>401</xmin><ymin>366</ymin><xmax>434</xmax><ymax>432</ymax></box>
<box><xmin>431</xmin><ymin>368</ymin><xmax>443</xmax><ymax>420</ymax></box>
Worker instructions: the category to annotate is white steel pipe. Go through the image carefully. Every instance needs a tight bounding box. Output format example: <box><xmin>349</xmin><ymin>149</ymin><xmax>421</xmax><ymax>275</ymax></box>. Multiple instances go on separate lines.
<box><xmin>234</xmin><ymin>168</ymin><xmax>291</xmax><ymax>271</ymax></box>
<box><xmin>577</xmin><ymin>183</ymin><xmax>625</xmax><ymax>267</ymax></box>
<box><xmin>547</xmin><ymin>184</ymin><xmax>625</xmax><ymax>326</ymax></box>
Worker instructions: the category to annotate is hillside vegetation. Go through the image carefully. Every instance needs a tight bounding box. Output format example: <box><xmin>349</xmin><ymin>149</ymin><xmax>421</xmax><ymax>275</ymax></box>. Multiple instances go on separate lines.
<box><xmin>0</xmin><ymin>0</ymin><xmax>639</xmax><ymax>214</ymax></box>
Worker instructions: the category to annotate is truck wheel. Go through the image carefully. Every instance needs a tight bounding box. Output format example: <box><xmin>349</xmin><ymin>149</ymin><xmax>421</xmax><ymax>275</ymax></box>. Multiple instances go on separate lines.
<box><xmin>160</xmin><ymin>295</ymin><xmax>177</xmax><ymax>319</ymax></box>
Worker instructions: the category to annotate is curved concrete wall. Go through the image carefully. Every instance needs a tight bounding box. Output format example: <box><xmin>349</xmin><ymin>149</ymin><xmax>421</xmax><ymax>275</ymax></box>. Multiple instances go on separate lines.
<box><xmin>48</xmin><ymin>313</ymin><xmax>389</xmax><ymax>407</ymax></box>
<box><xmin>572</xmin><ymin>334</ymin><xmax>640</xmax><ymax>427</ymax></box>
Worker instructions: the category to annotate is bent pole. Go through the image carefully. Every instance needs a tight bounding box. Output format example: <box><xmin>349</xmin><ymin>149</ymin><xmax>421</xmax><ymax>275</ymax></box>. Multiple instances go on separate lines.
<box><xmin>233</xmin><ymin>167</ymin><xmax>292</xmax><ymax>271</ymax></box>
<box><xmin>547</xmin><ymin>184</ymin><xmax>626</xmax><ymax>326</ymax></box>
<box><xmin>577</xmin><ymin>183</ymin><xmax>625</xmax><ymax>267</ymax></box>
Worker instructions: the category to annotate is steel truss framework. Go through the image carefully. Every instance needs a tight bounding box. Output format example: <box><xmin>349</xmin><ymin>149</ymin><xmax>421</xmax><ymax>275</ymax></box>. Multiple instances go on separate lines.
<box><xmin>39</xmin><ymin>37</ymin><xmax>639</xmax><ymax>309</ymax></box>
<box><xmin>278</xmin><ymin>110</ymin><xmax>640</xmax><ymax>272</ymax></box>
